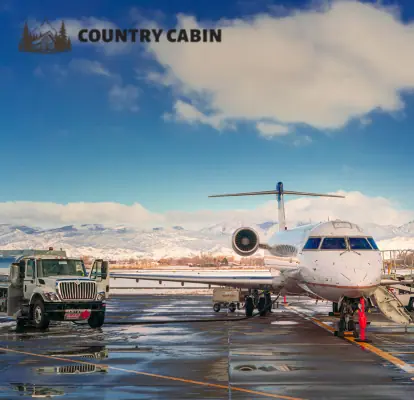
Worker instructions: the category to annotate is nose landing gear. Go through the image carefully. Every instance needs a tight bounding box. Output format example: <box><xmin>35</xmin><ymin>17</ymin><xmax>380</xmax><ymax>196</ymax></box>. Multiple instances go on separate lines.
<box><xmin>334</xmin><ymin>297</ymin><xmax>371</xmax><ymax>341</ymax></box>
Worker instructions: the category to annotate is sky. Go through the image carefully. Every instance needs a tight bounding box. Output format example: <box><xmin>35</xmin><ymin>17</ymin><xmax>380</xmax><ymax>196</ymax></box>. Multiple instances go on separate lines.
<box><xmin>1</xmin><ymin>0</ymin><xmax>414</xmax><ymax>229</ymax></box>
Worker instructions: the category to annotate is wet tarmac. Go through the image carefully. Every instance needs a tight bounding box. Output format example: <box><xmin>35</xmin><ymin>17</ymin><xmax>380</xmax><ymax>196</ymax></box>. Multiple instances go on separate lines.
<box><xmin>0</xmin><ymin>295</ymin><xmax>413</xmax><ymax>399</ymax></box>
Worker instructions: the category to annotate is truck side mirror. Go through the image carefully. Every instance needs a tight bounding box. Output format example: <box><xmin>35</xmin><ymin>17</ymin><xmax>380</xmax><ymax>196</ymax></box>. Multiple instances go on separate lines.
<box><xmin>10</xmin><ymin>264</ymin><xmax>22</xmax><ymax>287</ymax></box>
<box><xmin>101</xmin><ymin>261</ymin><xmax>109</xmax><ymax>280</ymax></box>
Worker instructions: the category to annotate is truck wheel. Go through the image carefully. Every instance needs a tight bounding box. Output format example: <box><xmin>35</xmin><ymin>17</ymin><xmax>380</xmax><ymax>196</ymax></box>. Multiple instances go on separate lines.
<box><xmin>228</xmin><ymin>303</ymin><xmax>236</xmax><ymax>313</ymax></box>
<box><xmin>32</xmin><ymin>299</ymin><xmax>50</xmax><ymax>330</ymax></box>
<box><xmin>88</xmin><ymin>311</ymin><xmax>105</xmax><ymax>329</ymax></box>
<box><xmin>16</xmin><ymin>318</ymin><xmax>26</xmax><ymax>330</ymax></box>
<box><xmin>213</xmin><ymin>303</ymin><xmax>220</xmax><ymax>312</ymax></box>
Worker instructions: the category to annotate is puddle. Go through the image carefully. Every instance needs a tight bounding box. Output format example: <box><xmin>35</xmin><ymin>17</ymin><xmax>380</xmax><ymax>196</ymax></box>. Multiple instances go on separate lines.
<box><xmin>271</xmin><ymin>321</ymin><xmax>299</xmax><ymax>325</ymax></box>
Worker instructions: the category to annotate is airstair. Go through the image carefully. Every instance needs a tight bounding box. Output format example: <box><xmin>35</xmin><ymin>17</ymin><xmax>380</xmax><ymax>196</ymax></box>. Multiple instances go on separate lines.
<box><xmin>375</xmin><ymin>249</ymin><xmax>414</xmax><ymax>325</ymax></box>
<box><xmin>373</xmin><ymin>286</ymin><xmax>413</xmax><ymax>325</ymax></box>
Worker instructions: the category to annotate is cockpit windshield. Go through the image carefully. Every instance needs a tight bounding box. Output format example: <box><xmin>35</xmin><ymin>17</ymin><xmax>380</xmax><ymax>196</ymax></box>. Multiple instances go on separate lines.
<box><xmin>320</xmin><ymin>237</ymin><xmax>347</xmax><ymax>250</ymax></box>
<box><xmin>349</xmin><ymin>237</ymin><xmax>372</xmax><ymax>250</ymax></box>
<box><xmin>303</xmin><ymin>237</ymin><xmax>321</xmax><ymax>250</ymax></box>
<box><xmin>367</xmin><ymin>237</ymin><xmax>379</xmax><ymax>250</ymax></box>
<box><xmin>302</xmin><ymin>236</ymin><xmax>380</xmax><ymax>251</ymax></box>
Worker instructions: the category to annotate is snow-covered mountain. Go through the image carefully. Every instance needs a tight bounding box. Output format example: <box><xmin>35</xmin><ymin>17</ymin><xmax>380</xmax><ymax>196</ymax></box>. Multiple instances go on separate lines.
<box><xmin>0</xmin><ymin>220</ymin><xmax>413</xmax><ymax>260</ymax></box>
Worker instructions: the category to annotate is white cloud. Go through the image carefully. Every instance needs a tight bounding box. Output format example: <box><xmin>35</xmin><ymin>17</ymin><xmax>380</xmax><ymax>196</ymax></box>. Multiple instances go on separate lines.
<box><xmin>164</xmin><ymin>100</ymin><xmax>231</xmax><ymax>130</ymax></box>
<box><xmin>34</xmin><ymin>60</ymin><xmax>114</xmax><ymax>79</ymax></box>
<box><xmin>68</xmin><ymin>59</ymin><xmax>113</xmax><ymax>77</ymax></box>
<box><xmin>51</xmin><ymin>64</ymin><xmax>67</xmax><ymax>78</ymax></box>
<box><xmin>0</xmin><ymin>191</ymin><xmax>411</xmax><ymax>231</ymax></box>
<box><xmin>33</xmin><ymin>66</ymin><xmax>44</xmax><ymax>77</ymax></box>
<box><xmin>256</xmin><ymin>122</ymin><xmax>290</xmax><ymax>138</ymax></box>
<box><xmin>0</xmin><ymin>202</ymin><xmax>161</xmax><ymax>229</ymax></box>
<box><xmin>293</xmin><ymin>135</ymin><xmax>312</xmax><ymax>146</ymax></box>
<box><xmin>359</xmin><ymin>116</ymin><xmax>372</xmax><ymax>127</ymax></box>
<box><xmin>108</xmin><ymin>84</ymin><xmax>140</xmax><ymax>112</ymax></box>
<box><xmin>145</xmin><ymin>1</ymin><xmax>414</xmax><ymax>138</ymax></box>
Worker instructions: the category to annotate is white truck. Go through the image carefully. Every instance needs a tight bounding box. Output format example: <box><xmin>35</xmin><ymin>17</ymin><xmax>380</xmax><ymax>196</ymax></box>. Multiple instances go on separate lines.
<box><xmin>5</xmin><ymin>249</ymin><xmax>110</xmax><ymax>329</ymax></box>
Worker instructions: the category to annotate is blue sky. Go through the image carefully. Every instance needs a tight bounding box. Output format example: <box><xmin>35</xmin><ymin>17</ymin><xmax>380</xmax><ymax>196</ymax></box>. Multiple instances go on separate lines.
<box><xmin>1</xmin><ymin>0</ymin><xmax>414</xmax><ymax>228</ymax></box>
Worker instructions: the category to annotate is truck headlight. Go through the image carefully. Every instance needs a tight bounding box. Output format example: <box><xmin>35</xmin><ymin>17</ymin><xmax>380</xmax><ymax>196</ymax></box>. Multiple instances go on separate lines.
<box><xmin>96</xmin><ymin>292</ymin><xmax>105</xmax><ymax>301</ymax></box>
<box><xmin>44</xmin><ymin>292</ymin><xmax>59</xmax><ymax>301</ymax></box>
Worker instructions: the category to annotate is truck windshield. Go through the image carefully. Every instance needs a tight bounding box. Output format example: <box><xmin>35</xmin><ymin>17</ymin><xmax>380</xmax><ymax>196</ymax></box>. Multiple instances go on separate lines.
<box><xmin>39</xmin><ymin>259</ymin><xmax>86</xmax><ymax>277</ymax></box>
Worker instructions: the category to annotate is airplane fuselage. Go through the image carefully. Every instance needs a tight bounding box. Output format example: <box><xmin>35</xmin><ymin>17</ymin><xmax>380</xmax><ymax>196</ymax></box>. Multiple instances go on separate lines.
<box><xmin>263</xmin><ymin>220</ymin><xmax>383</xmax><ymax>302</ymax></box>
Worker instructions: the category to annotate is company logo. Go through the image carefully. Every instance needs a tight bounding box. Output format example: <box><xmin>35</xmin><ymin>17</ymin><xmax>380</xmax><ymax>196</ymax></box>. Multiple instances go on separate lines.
<box><xmin>77</xmin><ymin>28</ymin><xmax>222</xmax><ymax>44</ymax></box>
<box><xmin>19</xmin><ymin>19</ymin><xmax>72</xmax><ymax>53</ymax></box>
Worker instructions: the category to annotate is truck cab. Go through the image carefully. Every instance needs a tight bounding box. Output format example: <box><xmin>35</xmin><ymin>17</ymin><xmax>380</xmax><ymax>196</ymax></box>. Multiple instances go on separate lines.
<box><xmin>7</xmin><ymin>249</ymin><xmax>110</xmax><ymax>329</ymax></box>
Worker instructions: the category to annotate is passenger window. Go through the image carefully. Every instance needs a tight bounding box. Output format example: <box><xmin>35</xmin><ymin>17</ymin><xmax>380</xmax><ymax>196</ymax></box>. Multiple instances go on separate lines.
<box><xmin>26</xmin><ymin>259</ymin><xmax>35</xmax><ymax>278</ymax></box>
<box><xmin>320</xmin><ymin>237</ymin><xmax>347</xmax><ymax>250</ymax></box>
<box><xmin>349</xmin><ymin>237</ymin><xmax>372</xmax><ymax>250</ymax></box>
<box><xmin>367</xmin><ymin>237</ymin><xmax>379</xmax><ymax>250</ymax></box>
<box><xmin>303</xmin><ymin>237</ymin><xmax>321</xmax><ymax>250</ymax></box>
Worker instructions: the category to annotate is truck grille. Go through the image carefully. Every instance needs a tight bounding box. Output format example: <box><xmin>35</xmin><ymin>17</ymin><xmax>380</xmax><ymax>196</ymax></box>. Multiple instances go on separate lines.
<box><xmin>58</xmin><ymin>281</ymin><xmax>97</xmax><ymax>300</ymax></box>
<box><xmin>58</xmin><ymin>364</ymin><xmax>97</xmax><ymax>374</ymax></box>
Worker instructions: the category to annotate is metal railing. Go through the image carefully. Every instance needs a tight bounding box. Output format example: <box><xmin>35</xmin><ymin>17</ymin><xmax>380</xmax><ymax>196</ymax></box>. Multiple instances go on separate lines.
<box><xmin>381</xmin><ymin>249</ymin><xmax>414</xmax><ymax>278</ymax></box>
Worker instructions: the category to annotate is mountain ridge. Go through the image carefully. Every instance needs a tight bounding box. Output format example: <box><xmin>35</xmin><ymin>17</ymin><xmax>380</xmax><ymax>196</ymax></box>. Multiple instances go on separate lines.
<box><xmin>0</xmin><ymin>221</ymin><xmax>413</xmax><ymax>260</ymax></box>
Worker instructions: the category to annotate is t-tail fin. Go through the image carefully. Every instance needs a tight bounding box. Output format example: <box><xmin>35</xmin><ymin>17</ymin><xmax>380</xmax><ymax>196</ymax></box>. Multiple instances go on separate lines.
<box><xmin>209</xmin><ymin>181</ymin><xmax>345</xmax><ymax>232</ymax></box>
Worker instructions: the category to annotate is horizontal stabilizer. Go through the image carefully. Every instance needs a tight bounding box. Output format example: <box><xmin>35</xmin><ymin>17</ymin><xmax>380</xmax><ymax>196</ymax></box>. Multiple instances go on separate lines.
<box><xmin>209</xmin><ymin>190</ymin><xmax>344</xmax><ymax>198</ymax></box>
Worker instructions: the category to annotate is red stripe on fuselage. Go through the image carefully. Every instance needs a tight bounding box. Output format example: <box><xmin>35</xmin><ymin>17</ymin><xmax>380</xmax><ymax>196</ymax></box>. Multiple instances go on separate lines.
<box><xmin>304</xmin><ymin>282</ymin><xmax>378</xmax><ymax>289</ymax></box>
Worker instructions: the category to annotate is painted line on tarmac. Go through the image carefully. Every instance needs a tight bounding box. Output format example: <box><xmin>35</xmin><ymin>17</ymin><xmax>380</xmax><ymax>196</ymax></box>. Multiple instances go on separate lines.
<box><xmin>284</xmin><ymin>304</ymin><xmax>414</xmax><ymax>375</ymax></box>
<box><xmin>0</xmin><ymin>346</ymin><xmax>305</xmax><ymax>400</ymax></box>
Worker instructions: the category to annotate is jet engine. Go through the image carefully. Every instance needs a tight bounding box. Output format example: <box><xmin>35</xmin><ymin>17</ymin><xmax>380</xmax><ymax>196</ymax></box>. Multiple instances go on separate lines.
<box><xmin>232</xmin><ymin>227</ymin><xmax>260</xmax><ymax>257</ymax></box>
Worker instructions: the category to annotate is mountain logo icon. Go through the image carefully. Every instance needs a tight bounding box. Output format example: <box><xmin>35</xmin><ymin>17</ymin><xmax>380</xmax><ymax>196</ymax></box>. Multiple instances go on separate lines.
<box><xmin>19</xmin><ymin>19</ymin><xmax>72</xmax><ymax>53</ymax></box>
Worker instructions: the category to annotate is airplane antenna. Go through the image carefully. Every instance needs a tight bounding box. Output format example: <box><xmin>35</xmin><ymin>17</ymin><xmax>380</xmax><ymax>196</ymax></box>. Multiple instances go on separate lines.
<box><xmin>208</xmin><ymin>181</ymin><xmax>345</xmax><ymax>232</ymax></box>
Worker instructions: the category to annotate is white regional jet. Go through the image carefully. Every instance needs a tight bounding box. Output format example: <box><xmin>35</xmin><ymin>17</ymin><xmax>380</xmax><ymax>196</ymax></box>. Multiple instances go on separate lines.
<box><xmin>112</xmin><ymin>182</ymin><xmax>414</xmax><ymax>337</ymax></box>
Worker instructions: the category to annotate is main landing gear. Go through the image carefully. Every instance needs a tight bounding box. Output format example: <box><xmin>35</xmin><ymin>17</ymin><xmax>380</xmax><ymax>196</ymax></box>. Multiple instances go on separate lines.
<box><xmin>334</xmin><ymin>297</ymin><xmax>371</xmax><ymax>342</ymax></box>
<box><xmin>244</xmin><ymin>290</ymin><xmax>273</xmax><ymax>317</ymax></box>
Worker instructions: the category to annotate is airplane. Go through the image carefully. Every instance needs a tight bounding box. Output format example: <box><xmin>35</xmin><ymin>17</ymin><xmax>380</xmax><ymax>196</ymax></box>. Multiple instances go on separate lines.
<box><xmin>111</xmin><ymin>181</ymin><xmax>414</xmax><ymax>338</ymax></box>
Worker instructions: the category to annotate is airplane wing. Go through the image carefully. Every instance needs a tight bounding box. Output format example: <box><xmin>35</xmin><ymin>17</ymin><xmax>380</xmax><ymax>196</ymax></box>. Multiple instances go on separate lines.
<box><xmin>111</xmin><ymin>271</ymin><xmax>276</xmax><ymax>290</ymax></box>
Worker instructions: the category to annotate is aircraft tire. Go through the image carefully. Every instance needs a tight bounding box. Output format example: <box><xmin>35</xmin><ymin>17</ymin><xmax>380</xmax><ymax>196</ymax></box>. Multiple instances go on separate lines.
<box><xmin>348</xmin><ymin>320</ymin><xmax>355</xmax><ymax>332</ymax></box>
<box><xmin>265</xmin><ymin>292</ymin><xmax>272</xmax><ymax>312</ymax></box>
<box><xmin>258</xmin><ymin>297</ymin><xmax>267</xmax><ymax>316</ymax></box>
<box><xmin>337</xmin><ymin>319</ymin><xmax>346</xmax><ymax>337</ymax></box>
<box><xmin>245</xmin><ymin>298</ymin><xmax>254</xmax><ymax>317</ymax></box>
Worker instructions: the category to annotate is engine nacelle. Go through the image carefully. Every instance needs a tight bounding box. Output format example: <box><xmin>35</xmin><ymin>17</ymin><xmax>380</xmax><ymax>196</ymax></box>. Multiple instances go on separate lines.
<box><xmin>232</xmin><ymin>227</ymin><xmax>260</xmax><ymax>257</ymax></box>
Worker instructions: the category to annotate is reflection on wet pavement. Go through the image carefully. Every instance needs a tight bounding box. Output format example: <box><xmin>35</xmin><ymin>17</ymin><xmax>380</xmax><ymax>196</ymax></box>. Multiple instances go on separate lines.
<box><xmin>0</xmin><ymin>295</ymin><xmax>413</xmax><ymax>399</ymax></box>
